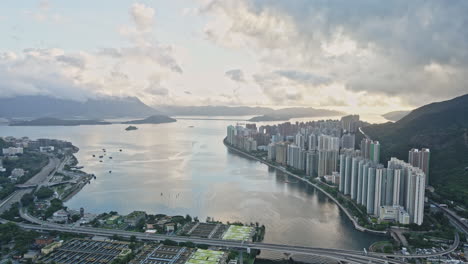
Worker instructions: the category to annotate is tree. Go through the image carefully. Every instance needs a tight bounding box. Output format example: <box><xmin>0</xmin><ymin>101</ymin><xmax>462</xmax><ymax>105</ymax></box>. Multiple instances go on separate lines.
<box><xmin>20</xmin><ymin>193</ymin><xmax>34</xmax><ymax>206</ymax></box>
<box><xmin>71</xmin><ymin>214</ymin><xmax>81</xmax><ymax>222</ymax></box>
<box><xmin>185</xmin><ymin>214</ymin><xmax>192</xmax><ymax>222</ymax></box>
<box><xmin>35</xmin><ymin>187</ymin><xmax>54</xmax><ymax>199</ymax></box>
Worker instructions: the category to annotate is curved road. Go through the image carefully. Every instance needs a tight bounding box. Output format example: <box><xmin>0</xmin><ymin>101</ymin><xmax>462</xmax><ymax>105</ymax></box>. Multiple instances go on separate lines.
<box><xmin>0</xmin><ymin>157</ymin><xmax>60</xmax><ymax>215</ymax></box>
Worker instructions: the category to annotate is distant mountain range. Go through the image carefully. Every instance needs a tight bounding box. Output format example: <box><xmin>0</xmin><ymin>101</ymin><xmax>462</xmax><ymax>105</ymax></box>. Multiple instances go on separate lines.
<box><xmin>362</xmin><ymin>93</ymin><xmax>468</xmax><ymax>206</ymax></box>
<box><xmin>9</xmin><ymin>115</ymin><xmax>177</xmax><ymax>126</ymax></box>
<box><xmin>10</xmin><ymin>118</ymin><xmax>111</xmax><ymax>126</ymax></box>
<box><xmin>0</xmin><ymin>96</ymin><xmax>345</xmax><ymax>122</ymax></box>
<box><xmin>157</xmin><ymin>106</ymin><xmax>272</xmax><ymax>116</ymax></box>
<box><xmin>121</xmin><ymin>115</ymin><xmax>176</xmax><ymax>124</ymax></box>
<box><xmin>0</xmin><ymin>96</ymin><xmax>160</xmax><ymax>119</ymax></box>
<box><xmin>382</xmin><ymin>110</ymin><xmax>411</xmax><ymax>122</ymax></box>
<box><xmin>248</xmin><ymin>107</ymin><xmax>344</xmax><ymax>122</ymax></box>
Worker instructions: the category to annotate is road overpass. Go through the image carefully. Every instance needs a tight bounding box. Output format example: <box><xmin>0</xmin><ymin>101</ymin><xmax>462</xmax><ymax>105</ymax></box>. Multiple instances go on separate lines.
<box><xmin>17</xmin><ymin>209</ymin><xmax>460</xmax><ymax>264</ymax></box>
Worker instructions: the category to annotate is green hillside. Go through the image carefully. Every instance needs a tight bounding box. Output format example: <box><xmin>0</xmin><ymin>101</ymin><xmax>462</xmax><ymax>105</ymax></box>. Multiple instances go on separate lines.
<box><xmin>362</xmin><ymin>94</ymin><xmax>468</xmax><ymax>206</ymax></box>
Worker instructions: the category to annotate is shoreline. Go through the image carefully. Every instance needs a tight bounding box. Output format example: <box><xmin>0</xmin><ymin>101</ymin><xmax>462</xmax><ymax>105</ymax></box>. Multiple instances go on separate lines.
<box><xmin>223</xmin><ymin>139</ymin><xmax>387</xmax><ymax>236</ymax></box>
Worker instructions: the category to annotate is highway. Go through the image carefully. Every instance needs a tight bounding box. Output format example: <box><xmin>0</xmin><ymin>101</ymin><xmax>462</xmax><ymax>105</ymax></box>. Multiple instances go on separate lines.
<box><xmin>17</xmin><ymin>209</ymin><xmax>460</xmax><ymax>264</ymax></box>
<box><xmin>0</xmin><ymin>157</ymin><xmax>60</xmax><ymax>215</ymax></box>
<box><xmin>432</xmin><ymin>202</ymin><xmax>468</xmax><ymax>235</ymax></box>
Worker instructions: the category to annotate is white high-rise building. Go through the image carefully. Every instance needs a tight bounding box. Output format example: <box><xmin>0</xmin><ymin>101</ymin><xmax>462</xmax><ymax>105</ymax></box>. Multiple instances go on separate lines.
<box><xmin>306</xmin><ymin>151</ymin><xmax>319</xmax><ymax>177</ymax></box>
<box><xmin>388</xmin><ymin>157</ymin><xmax>426</xmax><ymax>225</ymax></box>
<box><xmin>267</xmin><ymin>143</ymin><xmax>276</xmax><ymax>161</ymax></box>
<box><xmin>308</xmin><ymin>134</ymin><xmax>317</xmax><ymax>151</ymax></box>
<box><xmin>295</xmin><ymin>133</ymin><xmax>305</xmax><ymax>150</ymax></box>
<box><xmin>408</xmin><ymin>148</ymin><xmax>430</xmax><ymax>186</ymax></box>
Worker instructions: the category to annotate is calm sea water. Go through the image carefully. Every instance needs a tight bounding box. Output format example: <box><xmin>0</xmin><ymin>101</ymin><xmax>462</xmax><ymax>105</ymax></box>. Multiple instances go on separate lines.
<box><xmin>0</xmin><ymin>116</ymin><xmax>385</xmax><ymax>252</ymax></box>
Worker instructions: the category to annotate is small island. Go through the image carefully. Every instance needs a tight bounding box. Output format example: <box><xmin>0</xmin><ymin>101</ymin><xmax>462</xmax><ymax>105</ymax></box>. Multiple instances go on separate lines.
<box><xmin>125</xmin><ymin>125</ymin><xmax>138</xmax><ymax>131</ymax></box>
<box><xmin>121</xmin><ymin>115</ymin><xmax>176</xmax><ymax>125</ymax></box>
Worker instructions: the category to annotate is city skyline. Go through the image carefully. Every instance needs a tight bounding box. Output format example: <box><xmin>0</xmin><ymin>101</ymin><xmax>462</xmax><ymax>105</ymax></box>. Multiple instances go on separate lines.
<box><xmin>1</xmin><ymin>1</ymin><xmax>468</xmax><ymax>115</ymax></box>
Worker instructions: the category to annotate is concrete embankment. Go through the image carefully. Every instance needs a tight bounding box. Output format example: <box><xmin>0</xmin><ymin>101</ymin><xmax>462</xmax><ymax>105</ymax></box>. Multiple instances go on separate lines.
<box><xmin>223</xmin><ymin>139</ymin><xmax>387</xmax><ymax>235</ymax></box>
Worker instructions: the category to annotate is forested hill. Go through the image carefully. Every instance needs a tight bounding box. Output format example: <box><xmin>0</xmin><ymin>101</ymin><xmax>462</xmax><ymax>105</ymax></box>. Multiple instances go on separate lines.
<box><xmin>362</xmin><ymin>94</ymin><xmax>468</xmax><ymax>206</ymax></box>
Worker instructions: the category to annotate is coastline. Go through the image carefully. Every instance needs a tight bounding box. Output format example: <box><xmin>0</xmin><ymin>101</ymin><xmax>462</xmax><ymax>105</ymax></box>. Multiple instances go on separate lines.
<box><xmin>223</xmin><ymin>138</ymin><xmax>387</xmax><ymax>235</ymax></box>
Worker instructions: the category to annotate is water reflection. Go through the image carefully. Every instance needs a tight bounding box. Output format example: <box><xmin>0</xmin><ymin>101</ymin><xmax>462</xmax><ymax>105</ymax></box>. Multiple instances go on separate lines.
<box><xmin>0</xmin><ymin>118</ymin><xmax>383</xmax><ymax>251</ymax></box>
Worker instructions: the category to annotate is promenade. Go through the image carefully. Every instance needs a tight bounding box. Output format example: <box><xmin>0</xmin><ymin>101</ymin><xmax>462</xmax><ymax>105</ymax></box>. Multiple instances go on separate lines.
<box><xmin>223</xmin><ymin>139</ymin><xmax>387</xmax><ymax>235</ymax></box>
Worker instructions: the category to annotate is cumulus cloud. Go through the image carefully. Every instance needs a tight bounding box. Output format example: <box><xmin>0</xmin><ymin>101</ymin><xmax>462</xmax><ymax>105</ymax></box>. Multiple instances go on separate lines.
<box><xmin>130</xmin><ymin>3</ymin><xmax>155</xmax><ymax>32</ymax></box>
<box><xmin>225</xmin><ymin>69</ymin><xmax>246</xmax><ymax>82</ymax></box>
<box><xmin>200</xmin><ymin>0</ymin><xmax>468</xmax><ymax>107</ymax></box>
<box><xmin>0</xmin><ymin>3</ymin><xmax>183</xmax><ymax>106</ymax></box>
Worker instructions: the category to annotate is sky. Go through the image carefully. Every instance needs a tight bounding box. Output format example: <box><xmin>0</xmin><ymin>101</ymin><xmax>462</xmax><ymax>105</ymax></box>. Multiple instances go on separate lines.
<box><xmin>0</xmin><ymin>0</ymin><xmax>467</xmax><ymax>114</ymax></box>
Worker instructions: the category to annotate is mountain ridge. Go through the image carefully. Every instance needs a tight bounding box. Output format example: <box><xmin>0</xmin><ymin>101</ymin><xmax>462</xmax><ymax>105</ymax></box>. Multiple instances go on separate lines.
<box><xmin>362</xmin><ymin>93</ymin><xmax>468</xmax><ymax>206</ymax></box>
<box><xmin>0</xmin><ymin>95</ymin><xmax>160</xmax><ymax>119</ymax></box>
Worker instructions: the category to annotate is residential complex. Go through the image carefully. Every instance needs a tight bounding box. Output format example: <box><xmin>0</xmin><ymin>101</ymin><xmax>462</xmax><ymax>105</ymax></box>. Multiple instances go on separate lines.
<box><xmin>408</xmin><ymin>148</ymin><xmax>431</xmax><ymax>186</ymax></box>
<box><xmin>226</xmin><ymin>115</ymin><xmax>428</xmax><ymax>226</ymax></box>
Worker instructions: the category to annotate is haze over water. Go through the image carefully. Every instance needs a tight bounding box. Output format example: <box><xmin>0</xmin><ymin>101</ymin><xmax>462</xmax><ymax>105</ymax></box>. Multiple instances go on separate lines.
<box><xmin>0</xmin><ymin>116</ymin><xmax>386</xmax><ymax>253</ymax></box>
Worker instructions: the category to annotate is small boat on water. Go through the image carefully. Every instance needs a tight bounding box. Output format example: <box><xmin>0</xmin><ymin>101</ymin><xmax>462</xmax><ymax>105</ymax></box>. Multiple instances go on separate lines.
<box><xmin>109</xmin><ymin>157</ymin><xmax>112</xmax><ymax>159</ymax></box>
<box><xmin>99</xmin><ymin>155</ymin><xmax>103</xmax><ymax>158</ymax></box>
<box><xmin>109</xmin><ymin>170</ymin><xmax>112</xmax><ymax>173</ymax></box>
<box><xmin>92</xmin><ymin>154</ymin><xmax>95</xmax><ymax>157</ymax></box>
<box><xmin>119</xmin><ymin>149</ymin><xmax>122</xmax><ymax>152</ymax></box>
<box><xmin>99</xmin><ymin>160</ymin><xmax>103</xmax><ymax>163</ymax></box>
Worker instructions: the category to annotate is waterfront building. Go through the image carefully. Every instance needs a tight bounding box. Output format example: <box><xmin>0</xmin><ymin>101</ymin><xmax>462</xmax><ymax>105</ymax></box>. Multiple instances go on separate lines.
<box><xmin>324</xmin><ymin>172</ymin><xmax>340</xmax><ymax>185</ymax></box>
<box><xmin>379</xmin><ymin>205</ymin><xmax>410</xmax><ymax>225</ymax></box>
<box><xmin>388</xmin><ymin>157</ymin><xmax>426</xmax><ymax>225</ymax></box>
<box><xmin>287</xmin><ymin>144</ymin><xmax>301</xmax><ymax>168</ymax></box>
<box><xmin>275</xmin><ymin>142</ymin><xmax>288</xmax><ymax>165</ymax></box>
<box><xmin>406</xmin><ymin>167</ymin><xmax>426</xmax><ymax>225</ymax></box>
<box><xmin>350</xmin><ymin>157</ymin><xmax>361</xmax><ymax>199</ymax></box>
<box><xmin>374</xmin><ymin>167</ymin><xmax>385</xmax><ymax>216</ymax></box>
<box><xmin>408</xmin><ymin>148</ymin><xmax>430</xmax><ymax>186</ymax></box>
<box><xmin>366</xmin><ymin>166</ymin><xmax>377</xmax><ymax>214</ymax></box>
<box><xmin>356</xmin><ymin>159</ymin><xmax>365</xmax><ymax>204</ymax></box>
<box><xmin>318</xmin><ymin>149</ymin><xmax>338</xmax><ymax>177</ymax></box>
<box><xmin>306</xmin><ymin>150</ymin><xmax>319</xmax><ymax>177</ymax></box>
<box><xmin>361</xmin><ymin>162</ymin><xmax>370</xmax><ymax>206</ymax></box>
<box><xmin>339</xmin><ymin>154</ymin><xmax>346</xmax><ymax>192</ymax></box>
<box><xmin>344</xmin><ymin>155</ymin><xmax>352</xmax><ymax>195</ymax></box>
<box><xmin>267</xmin><ymin>143</ymin><xmax>276</xmax><ymax>161</ymax></box>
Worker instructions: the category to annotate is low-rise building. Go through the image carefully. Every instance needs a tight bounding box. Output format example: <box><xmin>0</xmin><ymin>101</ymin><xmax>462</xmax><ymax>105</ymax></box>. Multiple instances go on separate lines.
<box><xmin>2</xmin><ymin>147</ymin><xmax>23</xmax><ymax>156</ymax></box>
<box><xmin>35</xmin><ymin>236</ymin><xmax>54</xmax><ymax>247</ymax></box>
<box><xmin>378</xmin><ymin>205</ymin><xmax>410</xmax><ymax>225</ymax></box>
<box><xmin>124</xmin><ymin>211</ymin><xmax>146</xmax><ymax>226</ymax></box>
<box><xmin>51</xmin><ymin>209</ymin><xmax>69</xmax><ymax>223</ymax></box>
<box><xmin>39</xmin><ymin>146</ymin><xmax>55</xmax><ymax>153</ymax></box>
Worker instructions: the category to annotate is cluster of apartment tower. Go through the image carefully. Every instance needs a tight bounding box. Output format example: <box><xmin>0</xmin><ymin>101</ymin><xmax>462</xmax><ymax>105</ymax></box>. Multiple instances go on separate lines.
<box><xmin>226</xmin><ymin>115</ymin><xmax>430</xmax><ymax>226</ymax></box>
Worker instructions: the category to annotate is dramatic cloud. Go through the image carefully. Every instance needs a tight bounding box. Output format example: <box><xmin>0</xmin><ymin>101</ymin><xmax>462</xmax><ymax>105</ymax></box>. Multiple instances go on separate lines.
<box><xmin>0</xmin><ymin>3</ymin><xmax>183</xmax><ymax>106</ymax></box>
<box><xmin>225</xmin><ymin>69</ymin><xmax>246</xmax><ymax>83</ymax></box>
<box><xmin>200</xmin><ymin>0</ymin><xmax>468</xmax><ymax>107</ymax></box>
